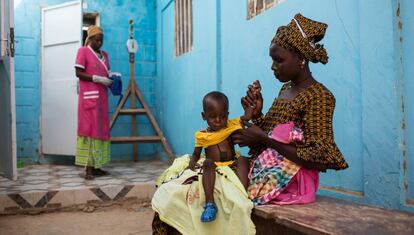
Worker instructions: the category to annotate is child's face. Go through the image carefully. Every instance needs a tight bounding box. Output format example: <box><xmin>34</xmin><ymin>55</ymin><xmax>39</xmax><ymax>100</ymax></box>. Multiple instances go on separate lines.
<box><xmin>202</xmin><ymin>99</ymin><xmax>229</xmax><ymax>131</ymax></box>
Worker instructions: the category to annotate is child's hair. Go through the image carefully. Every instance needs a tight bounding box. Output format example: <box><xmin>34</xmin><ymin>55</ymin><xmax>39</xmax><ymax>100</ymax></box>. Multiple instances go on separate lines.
<box><xmin>202</xmin><ymin>91</ymin><xmax>229</xmax><ymax>111</ymax></box>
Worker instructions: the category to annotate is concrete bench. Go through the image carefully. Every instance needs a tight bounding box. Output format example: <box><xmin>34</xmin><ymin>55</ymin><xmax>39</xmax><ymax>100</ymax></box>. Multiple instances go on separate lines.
<box><xmin>252</xmin><ymin>196</ymin><xmax>414</xmax><ymax>235</ymax></box>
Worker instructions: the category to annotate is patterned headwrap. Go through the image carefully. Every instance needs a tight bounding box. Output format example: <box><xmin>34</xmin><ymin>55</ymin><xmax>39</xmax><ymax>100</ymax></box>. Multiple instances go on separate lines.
<box><xmin>84</xmin><ymin>26</ymin><xmax>103</xmax><ymax>46</ymax></box>
<box><xmin>272</xmin><ymin>14</ymin><xmax>329</xmax><ymax>64</ymax></box>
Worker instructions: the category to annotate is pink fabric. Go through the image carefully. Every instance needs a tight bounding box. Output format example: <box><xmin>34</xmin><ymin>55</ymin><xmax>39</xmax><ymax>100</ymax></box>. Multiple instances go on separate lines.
<box><xmin>271</xmin><ymin>168</ymin><xmax>319</xmax><ymax>205</ymax></box>
<box><xmin>75</xmin><ymin>46</ymin><xmax>110</xmax><ymax>140</ymax></box>
<box><xmin>248</xmin><ymin>122</ymin><xmax>305</xmax><ymax>177</ymax></box>
<box><xmin>271</xmin><ymin>121</ymin><xmax>304</xmax><ymax>144</ymax></box>
<box><xmin>271</xmin><ymin>121</ymin><xmax>295</xmax><ymax>144</ymax></box>
<box><xmin>272</xmin><ymin>123</ymin><xmax>318</xmax><ymax>205</ymax></box>
<box><xmin>248</xmin><ymin>123</ymin><xmax>318</xmax><ymax>205</ymax></box>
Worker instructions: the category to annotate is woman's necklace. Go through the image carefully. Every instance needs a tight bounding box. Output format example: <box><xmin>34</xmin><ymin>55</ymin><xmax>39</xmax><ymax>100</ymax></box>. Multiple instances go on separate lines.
<box><xmin>287</xmin><ymin>74</ymin><xmax>313</xmax><ymax>90</ymax></box>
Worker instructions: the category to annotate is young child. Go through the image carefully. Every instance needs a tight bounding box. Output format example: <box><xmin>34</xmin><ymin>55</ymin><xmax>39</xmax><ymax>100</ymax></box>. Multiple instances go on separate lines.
<box><xmin>189</xmin><ymin>91</ymin><xmax>252</xmax><ymax>223</ymax></box>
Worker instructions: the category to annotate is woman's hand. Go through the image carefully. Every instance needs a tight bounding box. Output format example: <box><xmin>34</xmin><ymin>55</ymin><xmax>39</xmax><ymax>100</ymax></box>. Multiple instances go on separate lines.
<box><xmin>188</xmin><ymin>158</ymin><xmax>200</xmax><ymax>171</ymax></box>
<box><xmin>92</xmin><ymin>75</ymin><xmax>113</xmax><ymax>86</ymax></box>
<box><xmin>240</xmin><ymin>106</ymin><xmax>253</xmax><ymax>121</ymax></box>
<box><xmin>241</xmin><ymin>80</ymin><xmax>263</xmax><ymax>119</ymax></box>
<box><xmin>232</xmin><ymin>122</ymin><xmax>268</xmax><ymax>147</ymax></box>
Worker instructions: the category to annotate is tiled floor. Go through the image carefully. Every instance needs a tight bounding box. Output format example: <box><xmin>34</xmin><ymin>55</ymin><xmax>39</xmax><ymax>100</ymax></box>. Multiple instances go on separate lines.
<box><xmin>0</xmin><ymin>161</ymin><xmax>169</xmax><ymax>214</ymax></box>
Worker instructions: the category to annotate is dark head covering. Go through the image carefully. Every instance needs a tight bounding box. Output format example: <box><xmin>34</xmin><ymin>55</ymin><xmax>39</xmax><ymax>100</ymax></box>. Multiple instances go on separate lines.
<box><xmin>272</xmin><ymin>14</ymin><xmax>329</xmax><ymax>64</ymax></box>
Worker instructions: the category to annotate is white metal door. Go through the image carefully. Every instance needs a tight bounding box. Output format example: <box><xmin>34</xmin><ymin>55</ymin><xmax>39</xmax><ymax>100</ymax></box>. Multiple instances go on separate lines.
<box><xmin>0</xmin><ymin>0</ymin><xmax>17</xmax><ymax>179</ymax></box>
<box><xmin>41</xmin><ymin>1</ymin><xmax>81</xmax><ymax>155</ymax></box>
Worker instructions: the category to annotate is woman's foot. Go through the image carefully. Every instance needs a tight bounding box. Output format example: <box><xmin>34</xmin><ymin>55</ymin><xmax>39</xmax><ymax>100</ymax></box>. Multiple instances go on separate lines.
<box><xmin>85</xmin><ymin>167</ymin><xmax>94</xmax><ymax>180</ymax></box>
<box><xmin>84</xmin><ymin>174</ymin><xmax>94</xmax><ymax>180</ymax></box>
<box><xmin>92</xmin><ymin>168</ymin><xmax>110</xmax><ymax>176</ymax></box>
<box><xmin>200</xmin><ymin>202</ymin><xmax>217</xmax><ymax>222</ymax></box>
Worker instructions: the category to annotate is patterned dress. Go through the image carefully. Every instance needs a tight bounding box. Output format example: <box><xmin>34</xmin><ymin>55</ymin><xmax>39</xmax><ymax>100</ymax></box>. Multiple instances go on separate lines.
<box><xmin>251</xmin><ymin>82</ymin><xmax>348</xmax><ymax>169</ymax></box>
<box><xmin>248</xmin><ymin>82</ymin><xmax>348</xmax><ymax>205</ymax></box>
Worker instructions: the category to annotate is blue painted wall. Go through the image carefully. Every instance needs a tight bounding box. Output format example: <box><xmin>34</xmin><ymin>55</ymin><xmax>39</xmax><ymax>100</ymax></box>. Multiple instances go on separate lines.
<box><xmin>156</xmin><ymin>0</ymin><xmax>413</xmax><ymax>212</ymax></box>
<box><xmin>358</xmin><ymin>0</ymin><xmax>402</xmax><ymax>210</ymax></box>
<box><xmin>401</xmin><ymin>0</ymin><xmax>414</xmax><ymax>210</ymax></box>
<box><xmin>156</xmin><ymin>0</ymin><xmax>218</xmax><ymax>157</ymax></box>
<box><xmin>85</xmin><ymin>0</ymin><xmax>159</xmax><ymax>161</ymax></box>
<box><xmin>14</xmin><ymin>0</ymin><xmax>158</xmax><ymax>163</ymax></box>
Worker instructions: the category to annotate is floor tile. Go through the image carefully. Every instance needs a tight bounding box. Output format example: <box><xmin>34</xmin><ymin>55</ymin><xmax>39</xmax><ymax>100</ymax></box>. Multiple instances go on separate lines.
<box><xmin>0</xmin><ymin>161</ymin><xmax>169</xmax><ymax>213</ymax></box>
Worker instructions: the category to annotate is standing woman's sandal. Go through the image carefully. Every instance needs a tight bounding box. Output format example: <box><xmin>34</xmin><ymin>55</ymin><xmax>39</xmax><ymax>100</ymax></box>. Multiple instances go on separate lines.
<box><xmin>92</xmin><ymin>168</ymin><xmax>110</xmax><ymax>176</ymax></box>
<box><xmin>85</xmin><ymin>166</ymin><xmax>94</xmax><ymax>180</ymax></box>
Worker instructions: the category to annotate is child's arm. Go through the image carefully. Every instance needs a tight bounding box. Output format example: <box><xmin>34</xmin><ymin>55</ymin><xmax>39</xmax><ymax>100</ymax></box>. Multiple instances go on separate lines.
<box><xmin>189</xmin><ymin>147</ymin><xmax>202</xmax><ymax>171</ymax></box>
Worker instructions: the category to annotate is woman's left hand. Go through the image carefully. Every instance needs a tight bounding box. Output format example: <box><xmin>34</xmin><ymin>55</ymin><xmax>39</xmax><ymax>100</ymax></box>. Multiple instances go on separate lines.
<box><xmin>241</xmin><ymin>81</ymin><xmax>263</xmax><ymax>119</ymax></box>
<box><xmin>232</xmin><ymin>121</ymin><xmax>268</xmax><ymax>147</ymax></box>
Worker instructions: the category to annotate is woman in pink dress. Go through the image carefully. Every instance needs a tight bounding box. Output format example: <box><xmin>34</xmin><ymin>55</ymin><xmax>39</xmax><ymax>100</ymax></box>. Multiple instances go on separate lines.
<box><xmin>74</xmin><ymin>26</ymin><xmax>112</xmax><ymax>180</ymax></box>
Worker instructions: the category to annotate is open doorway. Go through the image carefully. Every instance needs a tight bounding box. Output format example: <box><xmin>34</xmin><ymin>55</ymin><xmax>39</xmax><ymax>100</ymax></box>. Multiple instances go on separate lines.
<box><xmin>82</xmin><ymin>12</ymin><xmax>99</xmax><ymax>45</ymax></box>
<box><xmin>40</xmin><ymin>4</ymin><xmax>102</xmax><ymax>157</ymax></box>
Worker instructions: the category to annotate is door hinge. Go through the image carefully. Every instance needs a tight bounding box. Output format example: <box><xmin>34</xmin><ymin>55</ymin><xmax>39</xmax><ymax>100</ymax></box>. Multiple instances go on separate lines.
<box><xmin>9</xmin><ymin>27</ymin><xmax>14</xmax><ymax>57</ymax></box>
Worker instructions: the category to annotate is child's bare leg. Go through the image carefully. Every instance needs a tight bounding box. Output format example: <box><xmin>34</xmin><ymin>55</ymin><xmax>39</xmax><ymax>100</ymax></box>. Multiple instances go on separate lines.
<box><xmin>201</xmin><ymin>158</ymin><xmax>218</xmax><ymax>222</ymax></box>
<box><xmin>236</xmin><ymin>156</ymin><xmax>249</xmax><ymax>189</ymax></box>
<box><xmin>202</xmin><ymin>158</ymin><xmax>216</xmax><ymax>203</ymax></box>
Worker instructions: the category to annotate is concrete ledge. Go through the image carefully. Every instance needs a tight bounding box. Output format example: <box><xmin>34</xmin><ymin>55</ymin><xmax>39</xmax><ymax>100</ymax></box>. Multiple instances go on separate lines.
<box><xmin>252</xmin><ymin>196</ymin><xmax>414</xmax><ymax>235</ymax></box>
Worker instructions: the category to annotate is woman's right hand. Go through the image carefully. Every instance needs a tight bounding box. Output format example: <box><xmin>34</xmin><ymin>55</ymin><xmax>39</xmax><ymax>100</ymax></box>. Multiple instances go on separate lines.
<box><xmin>232</xmin><ymin>121</ymin><xmax>268</xmax><ymax>147</ymax></box>
<box><xmin>241</xmin><ymin>80</ymin><xmax>263</xmax><ymax>119</ymax></box>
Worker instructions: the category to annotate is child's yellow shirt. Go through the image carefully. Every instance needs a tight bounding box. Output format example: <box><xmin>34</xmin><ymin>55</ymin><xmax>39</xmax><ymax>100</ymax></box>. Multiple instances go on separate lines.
<box><xmin>194</xmin><ymin>117</ymin><xmax>242</xmax><ymax>148</ymax></box>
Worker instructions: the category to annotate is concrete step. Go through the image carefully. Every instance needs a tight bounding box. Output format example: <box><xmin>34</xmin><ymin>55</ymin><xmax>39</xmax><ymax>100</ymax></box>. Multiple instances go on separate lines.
<box><xmin>0</xmin><ymin>161</ymin><xmax>168</xmax><ymax>215</ymax></box>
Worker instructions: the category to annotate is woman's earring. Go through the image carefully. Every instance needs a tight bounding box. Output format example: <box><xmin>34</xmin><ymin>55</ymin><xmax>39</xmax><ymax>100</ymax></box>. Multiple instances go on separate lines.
<box><xmin>300</xmin><ymin>60</ymin><xmax>305</xmax><ymax>69</ymax></box>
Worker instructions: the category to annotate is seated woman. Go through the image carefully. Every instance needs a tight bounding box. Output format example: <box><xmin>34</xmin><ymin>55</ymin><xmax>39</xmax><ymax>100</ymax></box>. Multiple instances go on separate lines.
<box><xmin>233</xmin><ymin>14</ymin><xmax>348</xmax><ymax>206</ymax></box>
<box><xmin>151</xmin><ymin>92</ymin><xmax>255</xmax><ymax>234</ymax></box>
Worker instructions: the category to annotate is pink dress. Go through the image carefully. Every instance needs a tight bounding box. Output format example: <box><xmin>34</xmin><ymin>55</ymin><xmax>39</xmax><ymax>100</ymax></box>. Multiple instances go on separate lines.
<box><xmin>248</xmin><ymin>122</ymin><xmax>319</xmax><ymax>205</ymax></box>
<box><xmin>75</xmin><ymin>46</ymin><xmax>110</xmax><ymax>141</ymax></box>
